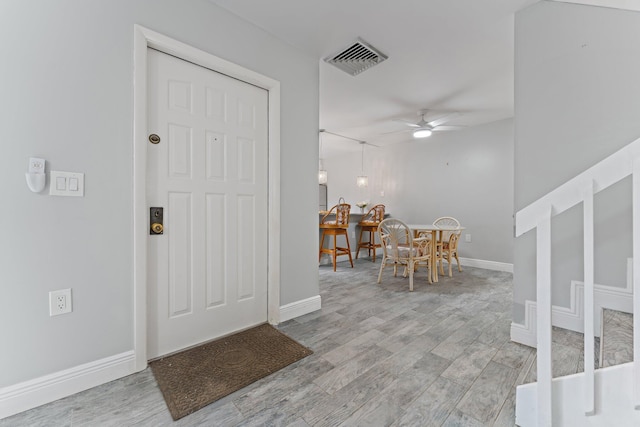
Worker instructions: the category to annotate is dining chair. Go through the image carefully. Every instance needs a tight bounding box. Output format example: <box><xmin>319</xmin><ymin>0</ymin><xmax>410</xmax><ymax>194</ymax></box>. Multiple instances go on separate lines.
<box><xmin>356</xmin><ymin>204</ymin><xmax>385</xmax><ymax>262</ymax></box>
<box><xmin>433</xmin><ymin>216</ymin><xmax>462</xmax><ymax>276</ymax></box>
<box><xmin>377</xmin><ymin>218</ymin><xmax>432</xmax><ymax>291</ymax></box>
<box><xmin>319</xmin><ymin>199</ymin><xmax>354</xmax><ymax>271</ymax></box>
<box><xmin>439</xmin><ymin>231</ymin><xmax>462</xmax><ymax>277</ymax></box>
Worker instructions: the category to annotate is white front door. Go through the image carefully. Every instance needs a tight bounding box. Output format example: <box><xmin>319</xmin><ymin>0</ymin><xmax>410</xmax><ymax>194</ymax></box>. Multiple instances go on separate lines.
<box><xmin>146</xmin><ymin>48</ymin><xmax>268</xmax><ymax>359</ymax></box>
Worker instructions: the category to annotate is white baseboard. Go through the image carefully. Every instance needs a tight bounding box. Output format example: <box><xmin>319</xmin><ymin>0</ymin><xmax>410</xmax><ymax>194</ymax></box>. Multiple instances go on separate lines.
<box><xmin>0</xmin><ymin>351</ymin><xmax>137</xmax><ymax>420</ymax></box>
<box><xmin>279</xmin><ymin>295</ymin><xmax>322</xmax><ymax>322</ymax></box>
<box><xmin>1</xmin><ymin>295</ymin><xmax>324</xmax><ymax>419</ymax></box>
<box><xmin>459</xmin><ymin>257</ymin><xmax>513</xmax><ymax>273</ymax></box>
<box><xmin>511</xmin><ymin>279</ymin><xmax>632</xmax><ymax>348</ymax></box>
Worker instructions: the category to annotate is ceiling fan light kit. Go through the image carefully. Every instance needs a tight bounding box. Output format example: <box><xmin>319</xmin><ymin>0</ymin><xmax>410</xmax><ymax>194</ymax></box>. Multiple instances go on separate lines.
<box><xmin>389</xmin><ymin>110</ymin><xmax>461</xmax><ymax>139</ymax></box>
<box><xmin>413</xmin><ymin>128</ymin><xmax>432</xmax><ymax>138</ymax></box>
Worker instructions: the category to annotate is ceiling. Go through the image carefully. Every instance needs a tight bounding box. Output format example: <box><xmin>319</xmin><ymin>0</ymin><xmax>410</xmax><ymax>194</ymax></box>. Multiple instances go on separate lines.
<box><xmin>210</xmin><ymin>0</ymin><xmax>541</xmax><ymax>154</ymax></box>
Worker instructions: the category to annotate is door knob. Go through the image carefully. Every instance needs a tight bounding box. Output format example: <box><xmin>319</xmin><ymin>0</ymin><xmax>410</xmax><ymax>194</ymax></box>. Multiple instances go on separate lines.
<box><xmin>151</xmin><ymin>223</ymin><xmax>164</xmax><ymax>234</ymax></box>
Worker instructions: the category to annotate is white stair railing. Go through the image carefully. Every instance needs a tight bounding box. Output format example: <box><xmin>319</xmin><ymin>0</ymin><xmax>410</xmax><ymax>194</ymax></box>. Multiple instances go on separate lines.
<box><xmin>515</xmin><ymin>137</ymin><xmax>640</xmax><ymax>425</ymax></box>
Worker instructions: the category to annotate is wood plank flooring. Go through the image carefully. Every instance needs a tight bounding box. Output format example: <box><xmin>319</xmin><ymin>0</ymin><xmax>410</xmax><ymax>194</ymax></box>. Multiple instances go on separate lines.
<box><xmin>2</xmin><ymin>259</ymin><xmax>584</xmax><ymax>426</ymax></box>
<box><xmin>600</xmin><ymin>309</ymin><xmax>633</xmax><ymax>368</ymax></box>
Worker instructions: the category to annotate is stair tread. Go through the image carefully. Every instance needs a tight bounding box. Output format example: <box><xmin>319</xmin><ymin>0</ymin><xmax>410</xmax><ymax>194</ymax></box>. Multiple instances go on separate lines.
<box><xmin>601</xmin><ymin>308</ymin><xmax>633</xmax><ymax>368</ymax></box>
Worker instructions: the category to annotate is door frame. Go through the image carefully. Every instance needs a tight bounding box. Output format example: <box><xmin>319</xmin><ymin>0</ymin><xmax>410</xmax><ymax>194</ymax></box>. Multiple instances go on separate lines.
<box><xmin>132</xmin><ymin>25</ymin><xmax>281</xmax><ymax>371</ymax></box>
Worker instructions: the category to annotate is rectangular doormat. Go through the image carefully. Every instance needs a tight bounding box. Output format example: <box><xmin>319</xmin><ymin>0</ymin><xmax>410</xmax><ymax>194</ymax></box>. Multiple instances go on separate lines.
<box><xmin>150</xmin><ymin>323</ymin><xmax>313</xmax><ymax>421</ymax></box>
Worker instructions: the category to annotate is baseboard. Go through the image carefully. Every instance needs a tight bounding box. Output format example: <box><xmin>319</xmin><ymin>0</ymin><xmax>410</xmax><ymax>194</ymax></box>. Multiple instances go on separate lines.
<box><xmin>510</xmin><ymin>318</ymin><xmax>537</xmax><ymax>348</ymax></box>
<box><xmin>511</xmin><ymin>279</ymin><xmax>632</xmax><ymax>347</ymax></box>
<box><xmin>279</xmin><ymin>295</ymin><xmax>322</xmax><ymax>322</ymax></box>
<box><xmin>458</xmin><ymin>257</ymin><xmax>513</xmax><ymax>273</ymax></box>
<box><xmin>0</xmin><ymin>351</ymin><xmax>136</xmax><ymax>420</ymax></box>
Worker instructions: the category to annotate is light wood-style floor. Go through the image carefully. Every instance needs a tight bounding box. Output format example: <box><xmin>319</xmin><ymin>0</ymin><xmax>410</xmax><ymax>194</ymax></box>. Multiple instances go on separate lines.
<box><xmin>1</xmin><ymin>258</ymin><xmax>589</xmax><ymax>426</ymax></box>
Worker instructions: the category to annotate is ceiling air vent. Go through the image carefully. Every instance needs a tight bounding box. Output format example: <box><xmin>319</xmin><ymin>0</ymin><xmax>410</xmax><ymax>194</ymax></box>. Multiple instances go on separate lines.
<box><xmin>324</xmin><ymin>38</ymin><xmax>388</xmax><ymax>76</ymax></box>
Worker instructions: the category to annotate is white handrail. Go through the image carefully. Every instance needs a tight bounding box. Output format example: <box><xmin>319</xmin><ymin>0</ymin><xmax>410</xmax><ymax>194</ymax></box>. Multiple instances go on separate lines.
<box><xmin>516</xmin><ymin>137</ymin><xmax>640</xmax><ymax>237</ymax></box>
<box><xmin>515</xmin><ymin>136</ymin><xmax>640</xmax><ymax>424</ymax></box>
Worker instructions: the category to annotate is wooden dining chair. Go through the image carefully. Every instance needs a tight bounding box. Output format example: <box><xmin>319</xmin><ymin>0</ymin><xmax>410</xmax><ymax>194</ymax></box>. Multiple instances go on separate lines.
<box><xmin>377</xmin><ymin>218</ymin><xmax>432</xmax><ymax>291</ymax></box>
<box><xmin>433</xmin><ymin>216</ymin><xmax>462</xmax><ymax>276</ymax></box>
<box><xmin>438</xmin><ymin>231</ymin><xmax>462</xmax><ymax>277</ymax></box>
<box><xmin>356</xmin><ymin>204</ymin><xmax>385</xmax><ymax>262</ymax></box>
<box><xmin>319</xmin><ymin>200</ymin><xmax>354</xmax><ymax>271</ymax></box>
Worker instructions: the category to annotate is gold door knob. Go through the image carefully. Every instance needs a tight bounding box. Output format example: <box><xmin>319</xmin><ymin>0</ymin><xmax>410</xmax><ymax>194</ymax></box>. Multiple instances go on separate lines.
<box><xmin>151</xmin><ymin>223</ymin><xmax>164</xmax><ymax>234</ymax></box>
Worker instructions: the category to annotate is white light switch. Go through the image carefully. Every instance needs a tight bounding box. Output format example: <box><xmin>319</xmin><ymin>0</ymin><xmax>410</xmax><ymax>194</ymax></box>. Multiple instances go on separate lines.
<box><xmin>68</xmin><ymin>178</ymin><xmax>78</xmax><ymax>191</ymax></box>
<box><xmin>56</xmin><ymin>177</ymin><xmax>66</xmax><ymax>191</ymax></box>
<box><xmin>50</xmin><ymin>171</ymin><xmax>84</xmax><ymax>197</ymax></box>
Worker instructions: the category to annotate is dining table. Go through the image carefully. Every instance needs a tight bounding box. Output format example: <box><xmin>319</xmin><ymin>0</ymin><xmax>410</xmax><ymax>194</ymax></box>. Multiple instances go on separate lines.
<box><xmin>406</xmin><ymin>224</ymin><xmax>465</xmax><ymax>283</ymax></box>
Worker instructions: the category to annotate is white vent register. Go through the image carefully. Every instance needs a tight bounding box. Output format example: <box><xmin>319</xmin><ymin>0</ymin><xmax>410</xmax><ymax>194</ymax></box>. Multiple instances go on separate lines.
<box><xmin>324</xmin><ymin>38</ymin><xmax>388</xmax><ymax>76</ymax></box>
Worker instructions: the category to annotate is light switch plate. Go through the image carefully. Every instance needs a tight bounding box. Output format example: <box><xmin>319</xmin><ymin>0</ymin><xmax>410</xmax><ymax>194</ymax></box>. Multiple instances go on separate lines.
<box><xmin>49</xmin><ymin>171</ymin><xmax>84</xmax><ymax>197</ymax></box>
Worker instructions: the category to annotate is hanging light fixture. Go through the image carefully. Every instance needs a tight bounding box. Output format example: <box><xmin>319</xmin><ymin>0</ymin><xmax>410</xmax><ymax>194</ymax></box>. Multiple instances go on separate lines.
<box><xmin>318</xmin><ymin>130</ymin><xmax>328</xmax><ymax>184</ymax></box>
<box><xmin>356</xmin><ymin>142</ymin><xmax>368</xmax><ymax>188</ymax></box>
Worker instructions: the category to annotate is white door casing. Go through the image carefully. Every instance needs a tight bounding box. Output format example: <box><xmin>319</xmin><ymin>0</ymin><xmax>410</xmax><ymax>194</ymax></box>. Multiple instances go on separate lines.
<box><xmin>133</xmin><ymin>25</ymin><xmax>281</xmax><ymax>370</ymax></box>
<box><xmin>146</xmin><ymin>48</ymin><xmax>269</xmax><ymax>359</ymax></box>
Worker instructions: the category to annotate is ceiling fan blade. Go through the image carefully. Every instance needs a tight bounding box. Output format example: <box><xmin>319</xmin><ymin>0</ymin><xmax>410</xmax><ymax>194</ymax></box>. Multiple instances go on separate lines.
<box><xmin>432</xmin><ymin>125</ymin><xmax>465</xmax><ymax>131</ymax></box>
<box><xmin>392</xmin><ymin>118</ymin><xmax>420</xmax><ymax>128</ymax></box>
<box><xmin>428</xmin><ymin>112</ymin><xmax>460</xmax><ymax>127</ymax></box>
<box><xmin>381</xmin><ymin>128</ymin><xmax>412</xmax><ymax>135</ymax></box>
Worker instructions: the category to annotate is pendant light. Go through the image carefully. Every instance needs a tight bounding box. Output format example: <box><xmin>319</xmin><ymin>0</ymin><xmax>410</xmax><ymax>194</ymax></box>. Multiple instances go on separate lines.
<box><xmin>356</xmin><ymin>141</ymin><xmax>368</xmax><ymax>188</ymax></box>
<box><xmin>318</xmin><ymin>130</ymin><xmax>328</xmax><ymax>184</ymax></box>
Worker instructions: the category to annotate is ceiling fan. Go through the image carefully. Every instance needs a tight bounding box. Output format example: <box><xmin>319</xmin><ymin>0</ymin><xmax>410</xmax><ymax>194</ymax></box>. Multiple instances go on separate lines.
<box><xmin>390</xmin><ymin>110</ymin><xmax>463</xmax><ymax>139</ymax></box>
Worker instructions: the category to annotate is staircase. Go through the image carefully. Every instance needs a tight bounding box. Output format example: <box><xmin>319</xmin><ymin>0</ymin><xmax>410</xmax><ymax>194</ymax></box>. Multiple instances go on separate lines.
<box><xmin>514</xmin><ymin>137</ymin><xmax>640</xmax><ymax>426</ymax></box>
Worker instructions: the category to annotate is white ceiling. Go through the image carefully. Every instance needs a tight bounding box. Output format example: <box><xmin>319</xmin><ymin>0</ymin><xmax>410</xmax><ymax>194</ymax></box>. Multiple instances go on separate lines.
<box><xmin>208</xmin><ymin>0</ymin><xmax>537</xmax><ymax>154</ymax></box>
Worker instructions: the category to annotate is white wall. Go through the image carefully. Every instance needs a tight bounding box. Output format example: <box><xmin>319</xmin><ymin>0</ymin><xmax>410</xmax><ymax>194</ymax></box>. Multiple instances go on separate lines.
<box><xmin>325</xmin><ymin>118</ymin><xmax>515</xmax><ymax>264</ymax></box>
<box><xmin>513</xmin><ymin>1</ymin><xmax>640</xmax><ymax>323</ymax></box>
<box><xmin>0</xmin><ymin>0</ymin><xmax>318</xmax><ymax>389</ymax></box>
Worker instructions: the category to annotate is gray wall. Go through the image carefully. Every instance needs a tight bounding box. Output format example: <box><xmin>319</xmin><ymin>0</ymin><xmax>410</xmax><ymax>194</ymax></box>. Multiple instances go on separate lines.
<box><xmin>0</xmin><ymin>0</ymin><xmax>319</xmax><ymax>387</ymax></box>
<box><xmin>513</xmin><ymin>1</ymin><xmax>640</xmax><ymax>323</ymax></box>
<box><xmin>325</xmin><ymin>118</ymin><xmax>515</xmax><ymax>264</ymax></box>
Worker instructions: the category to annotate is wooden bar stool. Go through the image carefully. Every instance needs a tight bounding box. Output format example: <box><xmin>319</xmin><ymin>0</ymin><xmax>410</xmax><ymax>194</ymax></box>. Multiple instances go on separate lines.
<box><xmin>319</xmin><ymin>200</ymin><xmax>353</xmax><ymax>271</ymax></box>
<box><xmin>356</xmin><ymin>204</ymin><xmax>385</xmax><ymax>262</ymax></box>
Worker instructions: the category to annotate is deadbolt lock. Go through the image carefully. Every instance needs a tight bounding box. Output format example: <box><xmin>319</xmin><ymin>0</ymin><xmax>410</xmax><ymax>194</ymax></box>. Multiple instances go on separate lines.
<box><xmin>149</xmin><ymin>134</ymin><xmax>161</xmax><ymax>144</ymax></box>
<box><xmin>150</xmin><ymin>207</ymin><xmax>164</xmax><ymax>235</ymax></box>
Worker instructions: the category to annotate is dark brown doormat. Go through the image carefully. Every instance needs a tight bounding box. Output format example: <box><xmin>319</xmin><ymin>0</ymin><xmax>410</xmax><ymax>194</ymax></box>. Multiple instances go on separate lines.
<box><xmin>149</xmin><ymin>323</ymin><xmax>312</xmax><ymax>421</ymax></box>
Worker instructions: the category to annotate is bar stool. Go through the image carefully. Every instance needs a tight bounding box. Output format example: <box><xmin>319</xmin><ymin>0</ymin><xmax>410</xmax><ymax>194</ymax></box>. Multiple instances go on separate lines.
<box><xmin>356</xmin><ymin>204</ymin><xmax>385</xmax><ymax>262</ymax></box>
<box><xmin>319</xmin><ymin>199</ymin><xmax>353</xmax><ymax>271</ymax></box>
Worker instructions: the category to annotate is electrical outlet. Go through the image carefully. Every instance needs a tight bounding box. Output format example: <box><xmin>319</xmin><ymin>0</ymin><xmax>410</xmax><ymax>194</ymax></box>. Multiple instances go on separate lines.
<box><xmin>49</xmin><ymin>289</ymin><xmax>72</xmax><ymax>316</ymax></box>
<box><xmin>465</xmin><ymin>234</ymin><xmax>472</xmax><ymax>243</ymax></box>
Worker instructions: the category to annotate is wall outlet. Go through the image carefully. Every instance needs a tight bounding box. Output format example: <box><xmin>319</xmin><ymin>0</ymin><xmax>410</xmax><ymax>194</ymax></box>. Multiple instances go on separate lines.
<box><xmin>49</xmin><ymin>289</ymin><xmax>72</xmax><ymax>316</ymax></box>
<box><xmin>465</xmin><ymin>234</ymin><xmax>472</xmax><ymax>243</ymax></box>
